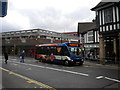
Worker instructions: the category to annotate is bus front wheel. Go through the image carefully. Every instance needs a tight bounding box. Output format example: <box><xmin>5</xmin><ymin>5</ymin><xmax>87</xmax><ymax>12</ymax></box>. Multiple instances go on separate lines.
<box><xmin>79</xmin><ymin>61</ymin><xmax>83</xmax><ymax>65</ymax></box>
<box><xmin>64</xmin><ymin>60</ymin><xmax>69</xmax><ymax>66</ymax></box>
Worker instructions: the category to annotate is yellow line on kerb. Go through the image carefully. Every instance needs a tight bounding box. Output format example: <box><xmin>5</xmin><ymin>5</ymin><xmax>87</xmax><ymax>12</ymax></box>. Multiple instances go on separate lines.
<box><xmin>0</xmin><ymin>67</ymin><xmax>55</xmax><ymax>89</ymax></box>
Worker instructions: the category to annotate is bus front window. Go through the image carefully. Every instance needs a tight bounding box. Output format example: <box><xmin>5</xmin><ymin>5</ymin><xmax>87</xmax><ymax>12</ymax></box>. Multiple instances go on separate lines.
<box><xmin>68</xmin><ymin>47</ymin><xmax>82</xmax><ymax>56</ymax></box>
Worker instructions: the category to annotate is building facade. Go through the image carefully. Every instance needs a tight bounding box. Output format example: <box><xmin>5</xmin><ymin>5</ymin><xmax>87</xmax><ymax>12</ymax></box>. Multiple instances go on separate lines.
<box><xmin>78</xmin><ymin>20</ymin><xmax>99</xmax><ymax>60</ymax></box>
<box><xmin>1</xmin><ymin>29</ymin><xmax>78</xmax><ymax>57</ymax></box>
<box><xmin>63</xmin><ymin>32</ymin><xmax>78</xmax><ymax>42</ymax></box>
<box><xmin>91</xmin><ymin>1</ymin><xmax>120</xmax><ymax>64</ymax></box>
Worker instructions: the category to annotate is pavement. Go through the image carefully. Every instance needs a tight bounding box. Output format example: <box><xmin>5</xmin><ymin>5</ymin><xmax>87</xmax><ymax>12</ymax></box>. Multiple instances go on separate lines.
<box><xmin>84</xmin><ymin>59</ymin><xmax>120</xmax><ymax>70</ymax></box>
<box><xmin>1</xmin><ymin>55</ymin><xmax>120</xmax><ymax>70</ymax></box>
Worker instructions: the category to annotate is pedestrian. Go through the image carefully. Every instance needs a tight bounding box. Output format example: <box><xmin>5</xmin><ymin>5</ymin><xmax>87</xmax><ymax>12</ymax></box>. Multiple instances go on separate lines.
<box><xmin>4</xmin><ymin>52</ymin><xmax>8</xmax><ymax>64</ymax></box>
<box><xmin>90</xmin><ymin>52</ymin><xmax>93</xmax><ymax>60</ymax></box>
<box><xmin>19</xmin><ymin>50</ymin><xmax>25</xmax><ymax>63</ymax></box>
<box><xmin>87</xmin><ymin>51</ymin><xmax>90</xmax><ymax>60</ymax></box>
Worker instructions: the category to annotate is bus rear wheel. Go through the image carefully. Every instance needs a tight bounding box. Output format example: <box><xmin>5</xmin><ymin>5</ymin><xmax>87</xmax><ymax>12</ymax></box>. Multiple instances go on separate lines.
<box><xmin>39</xmin><ymin>57</ymin><xmax>43</xmax><ymax>62</ymax></box>
<box><xmin>40</xmin><ymin>58</ymin><xmax>46</xmax><ymax>63</ymax></box>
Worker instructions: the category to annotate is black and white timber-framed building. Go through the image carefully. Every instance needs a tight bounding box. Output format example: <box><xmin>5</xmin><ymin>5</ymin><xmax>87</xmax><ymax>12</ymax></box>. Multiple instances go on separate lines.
<box><xmin>91</xmin><ymin>1</ymin><xmax>120</xmax><ymax>64</ymax></box>
<box><xmin>78</xmin><ymin>20</ymin><xmax>99</xmax><ymax>60</ymax></box>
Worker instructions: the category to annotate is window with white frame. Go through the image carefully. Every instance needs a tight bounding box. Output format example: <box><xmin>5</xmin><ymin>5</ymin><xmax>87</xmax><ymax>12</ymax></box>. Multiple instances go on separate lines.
<box><xmin>87</xmin><ymin>31</ymin><xmax>93</xmax><ymax>43</ymax></box>
<box><xmin>104</xmin><ymin>7</ymin><xmax>113</xmax><ymax>23</ymax></box>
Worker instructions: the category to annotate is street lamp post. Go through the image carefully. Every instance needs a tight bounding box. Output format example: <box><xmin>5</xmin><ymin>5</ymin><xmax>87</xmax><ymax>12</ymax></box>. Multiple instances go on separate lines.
<box><xmin>14</xmin><ymin>44</ymin><xmax>16</xmax><ymax>56</ymax></box>
<box><xmin>61</xmin><ymin>33</ymin><xmax>62</xmax><ymax>43</ymax></box>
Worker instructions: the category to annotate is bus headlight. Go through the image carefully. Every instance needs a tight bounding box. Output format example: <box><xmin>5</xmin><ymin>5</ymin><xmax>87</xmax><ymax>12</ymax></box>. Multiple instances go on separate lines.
<box><xmin>71</xmin><ymin>60</ymin><xmax>74</xmax><ymax>62</ymax></box>
<box><xmin>66</xmin><ymin>56</ymin><xmax>71</xmax><ymax>60</ymax></box>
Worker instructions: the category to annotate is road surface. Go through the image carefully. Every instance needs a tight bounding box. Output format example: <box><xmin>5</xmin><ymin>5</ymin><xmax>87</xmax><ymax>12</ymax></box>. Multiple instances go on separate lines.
<box><xmin>0</xmin><ymin>57</ymin><xmax>120</xmax><ymax>89</ymax></box>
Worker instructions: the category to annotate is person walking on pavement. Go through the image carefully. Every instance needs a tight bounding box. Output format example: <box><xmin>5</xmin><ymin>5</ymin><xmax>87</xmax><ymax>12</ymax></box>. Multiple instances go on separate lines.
<box><xmin>4</xmin><ymin>52</ymin><xmax>8</xmax><ymax>64</ymax></box>
<box><xmin>19</xmin><ymin>50</ymin><xmax>25</xmax><ymax>63</ymax></box>
<box><xmin>90</xmin><ymin>52</ymin><xmax>93</xmax><ymax>60</ymax></box>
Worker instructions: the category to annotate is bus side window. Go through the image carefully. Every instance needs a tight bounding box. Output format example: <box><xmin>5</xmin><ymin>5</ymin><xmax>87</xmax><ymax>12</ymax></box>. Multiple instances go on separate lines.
<box><xmin>40</xmin><ymin>47</ymin><xmax>44</xmax><ymax>54</ymax></box>
<box><xmin>44</xmin><ymin>47</ymin><xmax>47</xmax><ymax>54</ymax></box>
<box><xmin>51</xmin><ymin>46</ymin><xmax>57</xmax><ymax>55</ymax></box>
<box><xmin>41</xmin><ymin>46</ymin><xmax>46</xmax><ymax>54</ymax></box>
<box><xmin>56</xmin><ymin>47</ymin><xmax>60</xmax><ymax>55</ymax></box>
<box><xmin>36</xmin><ymin>47</ymin><xmax>39</xmax><ymax>54</ymax></box>
<box><xmin>46</xmin><ymin>47</ymin><xmax>50</xmax><ymax>55</ymax></box>
<box><xmin>36</xmin><ymin>47</ymin><xmax>42</xmax><ymax>54</ymax></box>
<box><xmin>61</xmin><ymin>46</ymin><xmax>70</xmax><ymax>56</ymax></box>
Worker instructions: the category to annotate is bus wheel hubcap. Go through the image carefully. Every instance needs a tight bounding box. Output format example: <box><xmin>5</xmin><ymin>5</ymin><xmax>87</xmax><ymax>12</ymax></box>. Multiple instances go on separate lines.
<box><xmin>65</xmin><ymin>61</ymin><xmax>69</xmax><ymax>65</ymax></box>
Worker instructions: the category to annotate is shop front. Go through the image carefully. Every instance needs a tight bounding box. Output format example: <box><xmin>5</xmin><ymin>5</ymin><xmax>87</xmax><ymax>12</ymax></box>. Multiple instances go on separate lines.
<box><xmin>99</xmin><ymin>32</ymin><xmax>120</xmax><ymax>64</ymax></box>
<box><xmin>84</xmin><ymin>44</ymin><xmax>99</xmax><ymax>60</ymax></box>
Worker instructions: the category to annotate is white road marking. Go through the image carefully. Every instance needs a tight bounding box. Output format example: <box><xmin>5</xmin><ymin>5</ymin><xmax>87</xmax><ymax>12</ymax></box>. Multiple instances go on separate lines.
<box><xmin>96</xmin><ymin>76</ymin><xmax>104</xmax><ymax>79</ymax></box>
<box><xmin>26</xmin><ymin>68</ymin><xmax>32</xmax><ymax>70</ymax></box>
<box><xmin>96</xmin><ymin>76</ymin><xmax>120</xmax><ymax>83</ymax></box>
<box><xmin>9</xmin><ymin>60</ymin><xmax>89</xmax><ymax>77</ymax></box>
<box><xmin>12</xmin><ymin>59</ymin><xmax>17</xmax><ymax>60</ymax></box>
<box><xmin>104</xmin><ymin>77</ymin><xmax>120</xmax><ymax>83</ymax></box>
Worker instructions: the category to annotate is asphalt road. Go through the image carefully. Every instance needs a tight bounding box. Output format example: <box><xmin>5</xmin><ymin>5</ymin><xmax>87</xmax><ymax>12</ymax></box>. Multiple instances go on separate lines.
<box><xmin>0</xmin><ymin>57</ymin><xmax>120</xmax><ymax>89</ymax></box>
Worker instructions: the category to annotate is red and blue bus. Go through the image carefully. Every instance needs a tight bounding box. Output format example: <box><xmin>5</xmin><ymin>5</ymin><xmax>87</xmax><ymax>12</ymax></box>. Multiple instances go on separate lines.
<box><xmin>35</xmin><ymin>43</ymin><xmax>84</xmax><ymax>65</ymax></box>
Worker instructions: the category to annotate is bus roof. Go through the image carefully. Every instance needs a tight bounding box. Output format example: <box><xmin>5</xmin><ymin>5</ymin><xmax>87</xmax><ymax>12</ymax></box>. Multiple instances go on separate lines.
<box><xmin>35</xmin><ymin>43</ymin><xmax>81</xmax><ymax>47</ymax></box>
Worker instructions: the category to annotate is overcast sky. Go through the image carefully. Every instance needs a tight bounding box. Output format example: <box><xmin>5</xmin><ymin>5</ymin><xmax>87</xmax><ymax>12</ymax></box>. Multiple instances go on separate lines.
<box><xmin>1</xmin><ymin>0</ymin><xmax>102</xmax><ymax>33</ymax></box>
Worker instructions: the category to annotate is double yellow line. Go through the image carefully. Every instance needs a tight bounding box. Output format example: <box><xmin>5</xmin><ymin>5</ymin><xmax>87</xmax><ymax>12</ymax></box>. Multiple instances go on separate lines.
<box><xmin>0</xmin><ymin>67</ymin><xmax>55</xmax><ymax>89</ymax></box>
